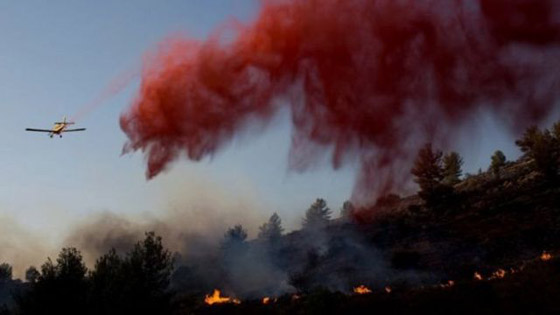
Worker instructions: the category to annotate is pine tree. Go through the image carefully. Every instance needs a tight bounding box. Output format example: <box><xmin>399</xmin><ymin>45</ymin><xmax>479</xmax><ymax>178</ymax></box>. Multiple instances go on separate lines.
<box><xmin>552</xmin><ymin>121</ymin><xmax>560</xmax><ymax>168</ymax></box>
<box><xmin>122</xmin><ymin>232</ymin><xmax>174</xmax><ymax>314</ymax></box>
<box><xmin>302</xmin><ymin>198</ymin><xmax>331</xmax><ymax>230</ymax></box>
<box><xmin>0</xmin><ymin>263</ymin><xmax>12</xmax><ymax>282</ymax></box>
<box><xmin>516</xmin><ymin>126</ymin><xmax>559</xmax><ymax>180</ymax></box>
<box><xmin>490</xmin><ymin>150</ymin><xmax>506</xmax><ymax>179</ymax></box>
<box><xmin>223</xmin><ymin>225</ymin><xmax>248</xmax><ymax>245</ymax></box>
<box><xmin>25</xmin><ymin>266</ymin><xmax>40</xmax><ymax>284</ymax></box>
<box><xmin>56</xmin><ymin>248</ymin><xmax>88</xmax><ymax>283</ymax></box>
<box><xmin>443</xmin><ymin>151</ymin><xmax>463</xmax><ymax>185</ymax></box>
<box><xmin>411</xmin><ymin>143</ymin><xmax>444</xmax><ymax>204</ymax></box>
<box><xmin>90</xmin><ymin>248</ymin><xmax>124</xmax><ymax>314</ymax></box>
<box><xmin>339</xmin><ymin>201</ymin><xmax>355</xmax><ymax>219</ymax></box>
<box><xmin>258</xmin><ymin>213</ymin><xmax>284</xmax><ymax>242</ymax></box>
<box><xmin>552</xmin><ymin>121</ymin><xmax>560</xmax><ymax>140</ymax></box>
<box><xmin>21</xmin><ymin>248</ymin><xmax>89</xmax><ymax>314</ymax></box>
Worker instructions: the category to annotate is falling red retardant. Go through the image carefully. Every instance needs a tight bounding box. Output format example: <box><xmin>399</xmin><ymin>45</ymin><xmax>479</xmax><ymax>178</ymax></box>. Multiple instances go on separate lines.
<box><xmin>120</xmin><ymin>0</ymin><xmax>560</xmax><ymax>204</ymax></box>
<box><xmin>73</xmin><ymin>67</ymin><xmax>139</xmax><ymax>122</ymax></box>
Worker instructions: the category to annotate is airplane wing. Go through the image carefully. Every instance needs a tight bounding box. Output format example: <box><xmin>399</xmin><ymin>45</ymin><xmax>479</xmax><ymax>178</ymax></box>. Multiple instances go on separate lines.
<box><xmin>62</xmin><ymin>128</ymin><xmax>86</xmax><ymax>132</ymax></box>
<box><xmin>25</xmin><ymin>128</ymin><xmax>53</xmax><ymax>132</ymax></box>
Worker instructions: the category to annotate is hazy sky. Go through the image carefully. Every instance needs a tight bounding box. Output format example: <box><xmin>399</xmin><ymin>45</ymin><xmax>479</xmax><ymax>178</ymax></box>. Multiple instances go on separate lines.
<box><xmin>0</xmin><ymin>0</ymin><xmax>359</xmax><ymax>244</ymax></box>
<box><xmin>0</xmin><ymin>0</ymin><xmax>539</xmax><ymax>253</ymax></box>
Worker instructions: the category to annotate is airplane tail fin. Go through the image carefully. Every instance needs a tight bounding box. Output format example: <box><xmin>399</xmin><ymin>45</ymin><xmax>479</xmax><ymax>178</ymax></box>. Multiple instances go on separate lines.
<box><xmin>55</xmin><ymin>116</ymin><xmax>75</xmax><ymax>125</ymax></box>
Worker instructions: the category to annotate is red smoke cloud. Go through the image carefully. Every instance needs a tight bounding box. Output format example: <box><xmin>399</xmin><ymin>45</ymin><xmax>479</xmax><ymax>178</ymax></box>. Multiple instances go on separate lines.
<box><xmin>120</xmin><ymin>0</ymin><xmax>560</xmax><ymax>203</ymax></box>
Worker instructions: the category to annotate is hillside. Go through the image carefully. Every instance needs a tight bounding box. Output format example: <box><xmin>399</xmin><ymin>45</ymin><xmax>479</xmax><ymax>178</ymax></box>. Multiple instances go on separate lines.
<box><xmin>177</xmin><ymin>155</ymin><xmax>560</xmax><ymax>314</ymax></box>
<box><xmin>0</xmin><ymin>154</ymin><xmax>558</xmax><ymax>314</ymax></box>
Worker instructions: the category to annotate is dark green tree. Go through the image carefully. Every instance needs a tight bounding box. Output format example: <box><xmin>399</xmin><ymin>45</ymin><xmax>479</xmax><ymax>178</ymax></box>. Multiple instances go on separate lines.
<box><xmin>490</xmin><ymin>150</ymin><xmax>507</xmax><ymax>179</ymax></box>
<box><xmin>552</xmin><ymin>121</ymin><xmax>560</xmax><ymax>167</ymax></box>
<box><xmin>38</xmin><ymin>258</ymin><xmax>56</xmax><ymax>282</ymax></box>
<box><xmin>25</xmin><ymin>266</ymin><xmax>40</xmax><ymax>284</ymax></box>
<box><xmin>0</xmin><ymin>263</ymin><xmax>12</xmax><ymax>282</ymax></box>
<box><xmin>221</xmin><ymin>225</ymin><xmax>249</xmax><ymax>262</ymax></box>
<box><xmin>552</xmin><ymin>121</ymin><xmax>560</xmax><ymax>140</ymax></box>
<box><xmin>223</xmin><ymin>225</ymin><xmax>248</xmax><ymax>247</ymax></box>
<box><xmin>550</xmin><ymin>121</ymin><xmax>560</xmax><ymax>140</ymax></box>
<box><xmin>18</xmin><ymin>248</ymin><xmax>89</xmax><ymax>315</ymax></box>
<box><xmin>89</xmin><ymin>248</ymin><xmax>124</xmax><ymax>314</ymax></box>
<box><xmin>18</xmin><ymin>234</ymin><xmax>175</xmax><ymax>315</ymax></box>
<box><xmin>411</xmin><ymin>143</ymin><xmax>445</xmax><ymax>204</ymax></box>
<box><xmin>258</xmin><ymin>213</ymin><xmax>284</xmax><ymax>243</ymax></box>
<box><xmin>128</xmin><ymin>232</ymin><xmax>173</xmax><ymax>293</ymax></box>
<box><xmin>516</xmin><ymin>126</ymin><xmax>540</xmax><ymax>152</ymax></box>
<box><xmin>85</xmin><ymin>233</ymin><xmax>174</xmax><ymax>315</ymax></box>
<box><xmin>443</xmin><ymin>151</ymin><xmax>463</xmax><ymax>185</ymax></box>
<box><xmin>339</xmin><ymin>200</ymin><xmax>355</xmax><ymax>219</ymax></box>
<box><xmin>56</xmin><ymin>248</ymin><xmax>88</xmax><ymax>283</ymax></box>
<box><xmin>221</xmin><ymin>225</ymin><xmax>249</xmax><ymax>284</ymax></box>
<box><xmin>120</xmin><ymin>232</ymin><xmax>174</xmax><ymax>315</ymax></box>
<box><xmin>302</xmin><ymin>198</ymin><xmax>331</xmax><ymax>230</ymax></box>
<box><xmin>516</xmin><ymin>126</ymin><xmax>559</xmax><ymax>181</ymax></box>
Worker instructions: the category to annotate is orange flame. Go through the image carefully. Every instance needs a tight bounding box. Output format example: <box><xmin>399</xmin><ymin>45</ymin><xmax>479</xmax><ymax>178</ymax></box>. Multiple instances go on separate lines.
<box><xmin>204</xmin><ymin>289</ymin><xmax>241</xmax><ymax>305</ymax></box>
<box><xmin>262</xmin><ymin>297</ymin><xmax>270</xmax><ymax>304</ymax></box>
<box><xmin>541</xmin><ymin>251</ymin><xmax>552</xmax><ymax>261</ymax></box>
<box><xmin>474</xmin><ymin>272</ymin><xmax>483</xmax><ymax>280</ymax></box>
<box><xmin>491</xmin><ymin>269</ymin><xmax>506</xmax><ymax>279</ymax></box>
<box><xmin>353</xmin><ymin>285</ymin><xmax>372</xmax><ymax>294</ymax></box>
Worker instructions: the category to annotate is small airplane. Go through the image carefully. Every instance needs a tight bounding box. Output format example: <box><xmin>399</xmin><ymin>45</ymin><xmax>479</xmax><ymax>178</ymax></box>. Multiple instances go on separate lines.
<box><xmin>26</xmin><ymin>116</ymin><xmax>86</xmax><ymax>138</ymax></box>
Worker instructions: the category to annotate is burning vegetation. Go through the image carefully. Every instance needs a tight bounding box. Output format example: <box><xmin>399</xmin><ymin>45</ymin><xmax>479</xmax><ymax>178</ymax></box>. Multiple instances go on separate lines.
<box><xmin>541</xmin><ymin>252</ymin><xmax>552</xmax><ymax>261</ymax></box>
<box><xmin>474</xmin><ymin>272</ymin><xmax>483</xmax><ymax>281</ymax></box>
<box><xmin>491</xmin><ymin>269</ymin><xmax>507</xmax><ymax>280</ymax></box>
<box><xmin>353</xmin><ymin>285</ymin><xmax>372</xmax><ymax>295</ymax></box>
<box><xmin>204</xmin><ymin>290</ymin><xmax>241</xmax><ymax>306</ymax></box>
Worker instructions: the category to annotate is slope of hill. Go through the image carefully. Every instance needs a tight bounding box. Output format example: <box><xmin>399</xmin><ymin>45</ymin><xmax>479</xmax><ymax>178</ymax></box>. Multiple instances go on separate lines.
<box><xmin>187</xmin><ymin>156</ymin><xmax>559</xmax><ymax>314</ymax></box>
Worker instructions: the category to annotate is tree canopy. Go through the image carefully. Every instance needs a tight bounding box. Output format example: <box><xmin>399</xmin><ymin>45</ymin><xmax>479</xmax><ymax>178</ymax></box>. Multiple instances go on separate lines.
<box><xmin>0</xmin><ymin>264</ymin><xmax>12</xmax><ymax>282</ymax></box>
<box><xmin>443</xmin><ymin>151</ymin><xmax>463</xmax><ymax>185</ymax></box>
<box><xmin>411</xmin><ymin>143</ymin><xmax>445</xmax><ymax>204</ymax></box>
<box><xmin>17</xmin><ymin>233</ymin><xmax>174</xmax><ymax>315</ymax></box>
<box><xmin>302</xmin><ymin>198</ymin><xmax>332</xmax><ymax>230</ymax></box>
<box><xmin>339</xmin><ymin>201</ymin><xmax>355</xmax><ymax>219</ymax></box>
<box><xmin>258</xmin><ymin>213</ymin><xmax>284</xmax><ymax>242</ymax></box>
<box><xmin>490</xmin><ymin>150</ymin><xmax>507</xmax><ymax>179</ymax></box>
<box><xmin>25</xmin><ymin>266</ymin><xmax>40</xmax><ymax>284</ymax></box>
<box><xmin>516</xmin><ymin>125</ymin><xmax>559</xmax><ymax>181</ymax></box>
<box><xmin>223</xmin><ymin>225</ymin><xmax>248</xmax><ymax>246</ymax></box>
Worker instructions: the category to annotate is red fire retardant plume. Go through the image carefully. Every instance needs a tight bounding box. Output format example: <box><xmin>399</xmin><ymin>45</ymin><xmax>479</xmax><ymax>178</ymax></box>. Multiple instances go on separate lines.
<box><xmin>120</xmin><ymin>0</ymin><xmax>560</xmax><ymax>203</ymax></box>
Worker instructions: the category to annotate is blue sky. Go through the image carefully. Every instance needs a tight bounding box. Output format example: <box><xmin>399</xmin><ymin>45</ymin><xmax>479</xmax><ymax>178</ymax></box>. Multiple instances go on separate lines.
<box><xmin>0</xmin><ymin>0</ymin><xmax>540</xmax><ymax>259</ymax></box>
<box><xmin>0</xmin><ymin>0</ymin><xmax>359</xmax><ymax>245</ymax></box>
